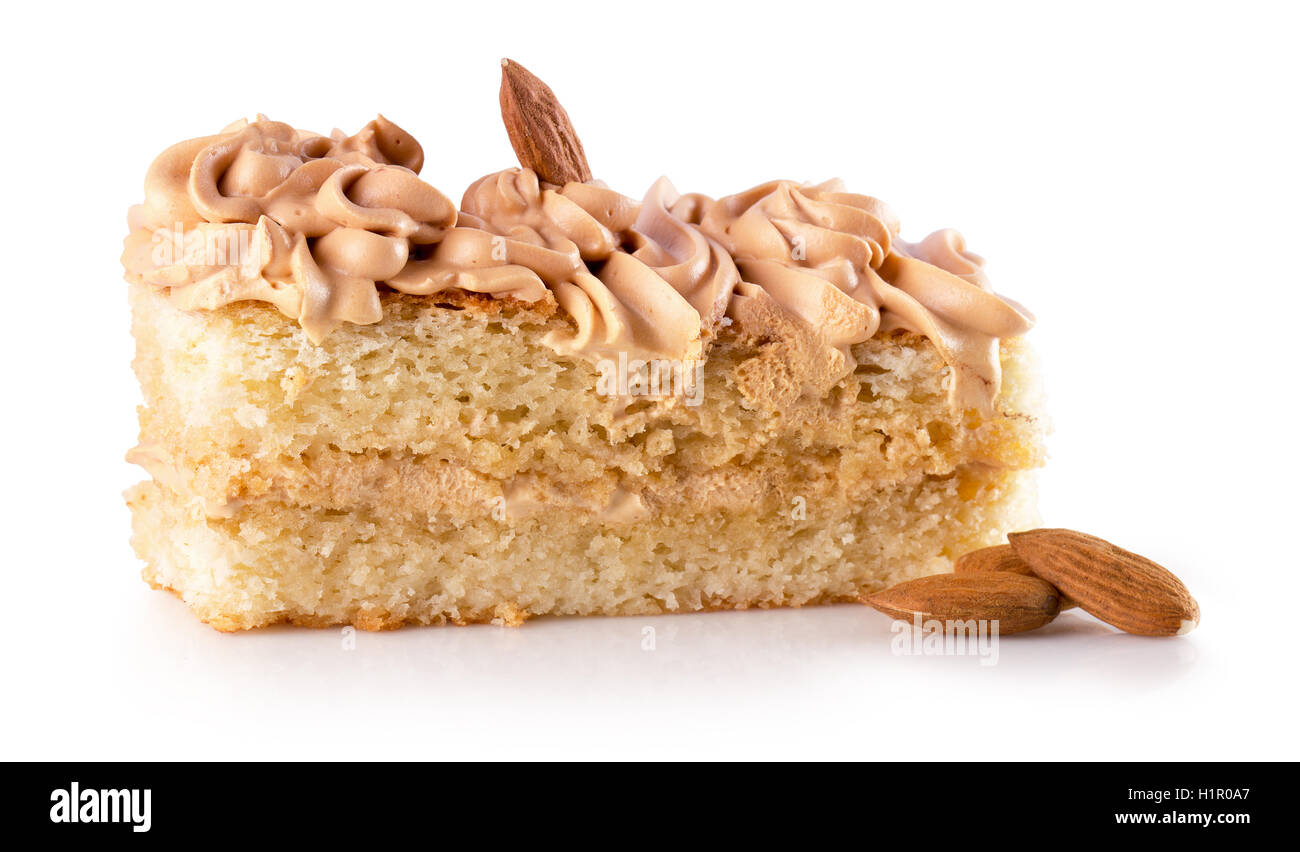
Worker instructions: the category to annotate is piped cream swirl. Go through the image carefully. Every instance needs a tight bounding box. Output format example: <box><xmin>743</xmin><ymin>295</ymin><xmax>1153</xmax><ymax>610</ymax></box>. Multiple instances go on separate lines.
<box><xmin>124</xmin><ymin>118</ymin><xmax>1033</xmax><ymax>411</ymax></box>
<box><xmin>690</xmin><ymin>179</ymin><xmax>1034</xmax><ymax>410</ymax></box>
<box><xmin>123</xmin><ymin>116</ymin><xmax>456</xmax><ymax>342</ymax></box>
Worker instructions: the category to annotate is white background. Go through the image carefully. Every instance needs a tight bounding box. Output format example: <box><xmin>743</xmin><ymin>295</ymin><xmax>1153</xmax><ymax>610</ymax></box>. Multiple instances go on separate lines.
<box><xmin>2</xmin><ymin>0</ymin><xmax>1297</xmax><ymax>760</ymax></box>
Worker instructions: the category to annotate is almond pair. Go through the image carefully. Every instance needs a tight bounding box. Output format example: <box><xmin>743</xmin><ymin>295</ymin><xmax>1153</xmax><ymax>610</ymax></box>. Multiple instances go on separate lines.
<box><xmin>862</xmin><ymin>528</ymin><xmax>1200</xmax><ymax>637</ymax></box>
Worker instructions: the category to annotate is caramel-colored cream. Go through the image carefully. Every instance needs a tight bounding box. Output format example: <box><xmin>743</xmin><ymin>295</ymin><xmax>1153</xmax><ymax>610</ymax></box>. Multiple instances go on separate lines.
<box><xmin>123</xmin><ymin>116</ymin><xmax>459</xmax><ymax>342</ymax></box>
<box><xmin>124</xmin><ymin>116</ymin><xmax>1032</xmax><ymax>410</ymax></box>
<box><xmin>688</xmin><ymin>179</ymin><xmax>1034</xmax><ymax>410</ymax></box>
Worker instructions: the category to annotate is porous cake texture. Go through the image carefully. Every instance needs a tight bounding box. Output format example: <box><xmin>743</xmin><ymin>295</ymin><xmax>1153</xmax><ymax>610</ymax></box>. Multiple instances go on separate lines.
<box><xmin>126</xmin><ymin>283</ymin><xmax>1044</xmax><ymax>630</ymax></box>
<box><xmin>123</xmin><ymin>99</ymin><xmax>1046</xmax><ymax>631</ymax></box>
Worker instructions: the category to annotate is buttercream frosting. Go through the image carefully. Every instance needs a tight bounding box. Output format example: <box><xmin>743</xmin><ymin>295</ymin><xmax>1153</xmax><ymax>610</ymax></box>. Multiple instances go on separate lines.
<box><xmin>689</xmin><ymin>179</ymin><xmax>1034</xmax><ymax>409</ymax></box>
<box><xmin>123</xmin><ymin>116</ymin><xmax>1032</xmax><ymax>410</ymax></box>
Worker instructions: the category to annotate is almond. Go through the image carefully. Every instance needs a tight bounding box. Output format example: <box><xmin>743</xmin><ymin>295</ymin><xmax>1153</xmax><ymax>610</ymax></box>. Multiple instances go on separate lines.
<box><xmin>954</xmin><ymin>544</ymin><xmax>1078</xmax><ymax>610</ymax></box>
<box><xmin>499</xmin><ymin>58</ymin><xmax>592</xmax><ymax>186</ymax></box>
<box><xmin>862</xmin><ymin>571</ymin><xmax>1061</xmax><ymax>635</ymax></box>
<box><xmin>1008</xmin><ymin>528</ymin><xmax>1199</xmax><ymax>636</ymax></box>
<box><xmin>954</xmin><ymin>543</ymin><xmax>1030</xmax><ymax>575</ymax></box>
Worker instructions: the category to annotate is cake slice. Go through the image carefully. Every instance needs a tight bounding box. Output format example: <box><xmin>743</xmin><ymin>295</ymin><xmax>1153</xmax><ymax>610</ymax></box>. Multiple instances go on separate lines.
<box><xmin>123</xmin><ymin>61</ymin><xmax>1045</xmax><ymax>630</ymax></box>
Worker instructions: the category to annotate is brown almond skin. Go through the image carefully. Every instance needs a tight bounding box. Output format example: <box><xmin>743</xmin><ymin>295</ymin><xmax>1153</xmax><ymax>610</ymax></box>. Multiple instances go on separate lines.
<box><xmin>862</xmin><ymin>571</ymin><xmax>1061</xmax><ymax>635</ymax></box>
<box><xmin>499</xmin><ymin>58</ymin><xmax>593</xmax><ymax>186</ymax></box>
<box><xmin>955</xmin><ymin>544</ymin><xmax>1030</xmax><ymax>575</ymax></box>
<box><xmin>954</xmin><ymin>544</ymin><xmax>1078</xmax><ymax>610</ymax></box>
<box><xmin>1008</xmin><ymin>529</ymin><xmax>1199</xmax><ymax>637</ymax></box>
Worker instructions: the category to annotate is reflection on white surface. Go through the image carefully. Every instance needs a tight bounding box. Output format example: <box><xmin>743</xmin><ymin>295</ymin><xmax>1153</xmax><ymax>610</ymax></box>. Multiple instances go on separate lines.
<box><xmin>12</xmin><ymin>591</ymin><xmax>1213</xmax><ymax>761</ymax></box>
<box><xmin>130</xmin><ymin>596</ymin><xmax>1200</xmax><ymax>693</ymax></box>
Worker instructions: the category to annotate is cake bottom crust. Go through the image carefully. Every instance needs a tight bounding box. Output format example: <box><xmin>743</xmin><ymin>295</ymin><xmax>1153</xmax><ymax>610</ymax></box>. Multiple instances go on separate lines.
<box><xmin>126</xmin><ymin>464</ymin><xmax>1037</xmax><ymax>631</ymax></box>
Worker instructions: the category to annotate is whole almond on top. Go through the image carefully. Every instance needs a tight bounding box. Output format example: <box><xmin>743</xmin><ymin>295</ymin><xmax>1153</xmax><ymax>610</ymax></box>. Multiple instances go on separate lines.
<box><xmin>955</xmin><ymin>544</ymin><xmax>1078</xmax><ymax>610</ymax></box>
<box><xmin>499</xmin><ymin>58</ymin><xmax>593</xmax><ymax>186</ymax></box>
<box><xmin>862</xmin><ymin>571</ymin><xmax>1061</xmax><ymax>635</ymax></box>
<box><xmin>1008</xmin><ymin>529</ymin><xmax>1199</xmax><ymax>637</ymax></box>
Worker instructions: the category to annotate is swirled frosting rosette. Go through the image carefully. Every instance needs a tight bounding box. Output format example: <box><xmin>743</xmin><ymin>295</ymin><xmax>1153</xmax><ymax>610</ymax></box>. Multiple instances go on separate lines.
<box><xmin>395</xmin><ymin>167</ymin><xmax>739</xmax><ymax>363</ymax></box>
<box><xmin>123</xmin><ymin>115</ymin><xmax>456</xmax><ymax>341</ymax></box>
<box><xmin>687</xmin><ymin>179</ymin><xmax>1034</xmax><ymax>411</ymax></box>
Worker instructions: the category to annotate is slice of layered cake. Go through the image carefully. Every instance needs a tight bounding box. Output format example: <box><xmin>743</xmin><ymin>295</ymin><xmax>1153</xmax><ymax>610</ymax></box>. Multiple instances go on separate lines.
<box><xmin>123</xmin><ymin>61</ymin><xmax>1044</xmax><ymax>630</ymax></box>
